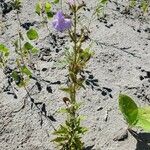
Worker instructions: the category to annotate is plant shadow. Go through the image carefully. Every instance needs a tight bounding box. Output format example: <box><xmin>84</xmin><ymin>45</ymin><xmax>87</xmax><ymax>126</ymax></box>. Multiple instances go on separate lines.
<box><xmin>129</xmin><ymin>129</ymin><xmax>150</xmax><ymax>150</ymax></box>
<box><xmin>84</xmin><ymin>145</ymin><xmax>95</xmax><ymax>150</ymax></box>
<box><xmin>80</xmin><ymin>70</ymin><xmax>113</xmax><ymax>98</ymax></box>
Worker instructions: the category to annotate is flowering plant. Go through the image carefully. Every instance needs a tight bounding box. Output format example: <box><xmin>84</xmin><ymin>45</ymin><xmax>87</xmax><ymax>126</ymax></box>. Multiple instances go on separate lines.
<box><xmin>51</xmin><ymin>0</ymin><xmax>94</xmax><ymax>149</ymax></box>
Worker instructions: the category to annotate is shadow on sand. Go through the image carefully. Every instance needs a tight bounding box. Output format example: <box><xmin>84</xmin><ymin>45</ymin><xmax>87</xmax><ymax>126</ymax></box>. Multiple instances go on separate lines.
<box><xmin>129</xmin><ymin>129</ymin><xmax>150</xmax><ymax>150</ymax></box>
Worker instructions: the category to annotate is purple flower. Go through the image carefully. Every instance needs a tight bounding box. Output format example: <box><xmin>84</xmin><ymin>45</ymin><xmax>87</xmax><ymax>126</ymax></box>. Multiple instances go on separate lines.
<box><xmin>52</xmin><ymin>10</ymin><xmax>72</xmax><ymax>32</ymax></box>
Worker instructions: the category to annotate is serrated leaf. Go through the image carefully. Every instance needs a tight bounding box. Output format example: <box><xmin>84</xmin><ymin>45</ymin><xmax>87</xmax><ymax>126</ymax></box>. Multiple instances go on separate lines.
<box><xmin>53</xmin><ymin>125</ymin><xmax>68</xmax><ymax>135</ymax></box>
<box><xmin>21</xmin><ymin>65</ymin><xmax>32</xmax><ymax>76</ymax></box>
<box><xmin>0</xmin><ymin>44</ymin><xmax>9</xmax><ymax>57</ymax></box>
<box><xmin>136</xmin><ymin>107</ymin><xmax>150</xmax><ymax>131</ymax></box>
<box><xmin>51</xmin><ymin>136</ymin><xmax>67</xmax><ymax>143</ymax></box>
<box><xmin>27</xmin><ymin>28</ymin><xmax>39</xmax><ymax>40</ymax></box>
<box><xmin>45</xmin><ymin>1</ymin><xmax>51</xmax><ymax>13</ymax></box>
<box><xmin>119</xmin><ymin>94</ymin><xmax>138</xmax><ymax>126</ymax></box>
<box><xmin>35</xmin><ymin>2</ymin><xmax>42</xmax><ymax>15</ymax></box>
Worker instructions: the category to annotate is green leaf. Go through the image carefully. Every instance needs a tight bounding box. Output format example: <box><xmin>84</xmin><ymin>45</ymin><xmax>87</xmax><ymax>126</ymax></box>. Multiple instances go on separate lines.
<box><xmin>100</xmin><ymin>0</ymin><xmax>108</xmax><ymax>4</ymax></box>
<box><xmin>35</xmin><ymin>2</ymin><xmax>42</xmax><ymax>15</ymax></box>
<box><xmin>46</xmin><ymin>11</ymin><xmax>53</xmax><ymax>19</ymax></box>
<box><xmin>60</xmin><ymin>87</ymin><xmax>71</xmax><ymax>94</ymax></box>
<box><xmin>11</xmin><ymin>71</ymin><xmax>24</xmax><ymax>87</ymax></box>
<box><xmin>130</xmin><ymin>0</ymin><xmax>136</xmax><ymax>7</ymax></box>
<box><xmin>53</xmin><ymin>125</ymin><xmax>68</xmax><ymax>135</ymax></box>
<box><xmin>11</xmin><ymin>71</ymin><xmax>20</xmax><ymax>82</ymax></box>
<box><xmin>27</xmin><ymin>28</ymin><xmax>39</xmax><ymax>40</ymax></box>
<box><xmin>0</xmin><ymin>44</ymin><xmax>9</xmax><ymax>57</ymax></box>
<box><xmin>51</xmin><ymin>136</ymin><xmax>67</xmax><ymax>143</ymax></box>
<box><xmin>21</xmin><ymin>65</ymin><xmax>32</xmax><ymax>76</ymax></box>
<box><xmin>136</xmin><ymin>107</ymin><xmax>150</xmax><ymax>131</ymax></box>
<box><xmin>24</xmin><ymin>42</ymin><xmax>34</xmax><ymax>50</ymax></box>
<box><xmin>119</xmin><ymin>94</ymin><xmax>138</xmax><ymax>126</ymax></box>
<box><xmin>24</xmin><ymin>42</ymin><xmax>38</xmax><ymax>54</ymax></box>
<box><xmin>31</xmin><ymin>48</ymin><xmax>39</xmax><ymax>54</ymax></box>
<box><xmin>58</xmin><ymin>108</ymin><xmax>70</xmax><ymax>114</ymax></box>
<box><xmin>45</xmin><ymin>1</ymin><xmax>51</xmax><ymax>13</ymax></box>
<box><xmin>141</xmin><ymin>1</ymin><xmax>149</xmax><ymax>13</ymax></box>
<box><xmin>53</xmin><ymin>0</ymin><xmax>59</xmax><ymax>4</ymax></box>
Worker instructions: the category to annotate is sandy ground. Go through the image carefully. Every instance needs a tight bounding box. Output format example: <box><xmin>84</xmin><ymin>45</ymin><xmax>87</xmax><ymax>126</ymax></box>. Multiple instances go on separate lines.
<box><xmin>0</xmin><ymin>0</ymin><xmax>150</xmax><ymax>150</ymax></box>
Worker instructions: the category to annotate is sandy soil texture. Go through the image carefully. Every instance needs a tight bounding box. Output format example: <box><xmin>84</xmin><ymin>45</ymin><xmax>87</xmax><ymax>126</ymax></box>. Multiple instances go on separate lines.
<box><xmin>0</xmin><ymin>0</ymin><xmax>150</xmax><ymax>150</ymax></box>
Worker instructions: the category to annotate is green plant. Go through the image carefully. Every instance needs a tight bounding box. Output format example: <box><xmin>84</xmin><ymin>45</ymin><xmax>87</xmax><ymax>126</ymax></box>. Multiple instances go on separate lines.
<box><xmin>35</xmin><ymin>0</ymin><xmax>54</xmax><ymax>33</ymax></box>
<box><xmin>129</xmin><ymin>0</ymin><xmax>149</xmax><ymax>13</ymax></box>
<box><xmin>119</xmin><ymin>94</ymin><xmax>150</xmax><ymax>132</ymax></box>
<box><xmin>95</xmin><ymin>0</ymin><xmax>108</xmax><ymax>18</ymax></box>
<box><xmin>0</xmin><ymin>0</ymin><xmax>39</xmax><ymax>101</ymax></box>
<box><xmin>51</xmin><ymin>1</ymin><xmax>94</xmax><ymax>149</ymax></box>
<box><xmin>10</xmin><ymin>0</ymin><xmax>39</xmax><ymax>87</ymax></box>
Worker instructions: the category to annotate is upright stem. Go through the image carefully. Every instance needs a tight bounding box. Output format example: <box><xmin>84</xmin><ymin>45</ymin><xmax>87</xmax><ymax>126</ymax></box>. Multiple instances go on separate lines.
<box><xmin>70</xmin><ymin>8</ymin><xmax>77</xmax><ymax>114</ymax></box>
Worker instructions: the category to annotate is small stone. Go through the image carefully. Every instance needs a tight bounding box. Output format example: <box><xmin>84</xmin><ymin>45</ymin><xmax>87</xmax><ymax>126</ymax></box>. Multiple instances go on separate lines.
<box><xmin>139</xmin><ymin>75</ymin><xmax>144</xmax><ymax>81</ymax></box>
<box><xmin>101</xmin><ymin>91</ymin><xmax>107</xmax><ymax>96</ymax></box>
<box><xmin>42</xmin><ymin>68</ymin><xmax>47</xmax><ymax>71</ymax></box>
<box><xmin>113</xmin><ymin>129</ymin><xmax>128</xmax><ymax>141</ymax></box>
<box><xmin>97</xmin><ymin>107</ymin><xmax>103</xmax><ymax>111</ymax></box>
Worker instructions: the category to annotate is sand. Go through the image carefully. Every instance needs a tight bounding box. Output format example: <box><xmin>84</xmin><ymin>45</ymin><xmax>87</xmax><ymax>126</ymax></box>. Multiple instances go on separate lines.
<box><xmin>0</xmin><ymin>0</ymin><xmax>150</xmax><ymax>149</ymax></box>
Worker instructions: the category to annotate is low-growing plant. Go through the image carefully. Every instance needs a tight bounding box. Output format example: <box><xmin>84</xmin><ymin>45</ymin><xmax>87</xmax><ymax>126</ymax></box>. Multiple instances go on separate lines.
<box><xmin>0</xmin><ymin>0</ymin><xmax>57</xmax><ymax>128</ymax></box>
<box><xmin>9</xmin><ymin>0</ymin><xmax>39</xmax><ymax>87</ymax></box>
<box><xmin>119</xmin><ymin>94</ymin><xmax>150</xmax><ymax>132</ymax></box>
<box><xmin>129</xmin><ymin>0</ymin><xmax>149</xmax><ymax>13</ymax></box>
<box><xmin>35</xmin><ymin>0</ymin><xmax>54</xmax><ymax>33</ymax></box>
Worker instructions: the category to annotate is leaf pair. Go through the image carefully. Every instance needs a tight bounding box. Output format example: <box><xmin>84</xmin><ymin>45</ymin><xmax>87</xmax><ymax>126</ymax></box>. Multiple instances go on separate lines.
<box><xmin>52</xmin><ymin>117</ymin><xmax>87</xmax><ymax>150</ymax></box>
<box><xmin>0</xmin><ymin>44</ymin><xmax>9</xmax><ymax>67</ymax></box>
<box><xmin>11</xmin><ymin>65</ymin><xmax>32</xmax><ymax>87</ymax></box>
<box><xmin>119</xmin><ymin>94</ymin><xmax>150</xmax><ymax>132</ymax></box>
<box><xmin>35</xmin><ymin>1</ymin><xmax>53</xmax><ymax>19</ymax></box>
<box><xmin>0</xmin><ymin>44</ymin><xmax>9</xmax><ymax>57</ymax></box>
<box><xmin>129</xmin><ymin>0</ymin><xmax>149</xmax><ymax>13</ymax></box>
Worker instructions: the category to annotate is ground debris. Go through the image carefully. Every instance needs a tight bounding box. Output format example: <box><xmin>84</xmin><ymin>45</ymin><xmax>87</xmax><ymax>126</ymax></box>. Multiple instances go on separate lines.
<box><xmin>113</xmin><ymin>128</ymin><xmax>128</xmax><ymax>141</ymax></box>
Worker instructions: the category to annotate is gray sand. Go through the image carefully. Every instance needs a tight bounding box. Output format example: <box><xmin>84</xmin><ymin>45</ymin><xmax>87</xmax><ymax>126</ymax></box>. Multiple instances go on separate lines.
<box><xmin>0</xmin><ymin>0</ymin><xmax>150</xmax><ymax>150</ymax></box>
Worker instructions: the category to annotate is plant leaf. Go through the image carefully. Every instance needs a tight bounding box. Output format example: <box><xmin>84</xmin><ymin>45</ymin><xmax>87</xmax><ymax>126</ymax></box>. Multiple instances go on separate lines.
<box><xmin>27</xmin><ymin>28</ymin><xmax>39</xmax><ymax>40</ymax></box>
<box><xmin>24</xmin><ymin>42</ymin><xmax>34</xmax><ymax>50</ymax></box>
<box><xmin>60</xmin><ymin>87</ymin><xmax>71</xmax><ymax>94</ymax></box>
<box><xmin>24</xmin><ymin>42</ymin><xmax>38</xmax><ymax>54</ymax></box>
<box><xmin>31</xmin><ymin>48</ymin><xmax>39</xmax><ymax>54</ymax></box>
<box><xmin>51</xmin><ymin>136</ymin><xmax>67</xmax><ymax>143</ymax></box>
<box><xmin>0</xmin><ymin>44</ymin><xmax>9</xmax><ymax>57</ymax></box>
<box><xmin>47</xmin><ymin>11</ymin><xmax>53</xmax><ymax>19</ymax></box>
<box><xmin>21</xmin><ymin>65</ymin><xmax>32</xmax><ymax>76</ymax></box>
<box><xmin>53</xmin><ymin>0</ymin><xmax>59</xmax><ymax>4</ymax></box>
<box><xmin>45</xmin><ymin>1</ymin><xmax>51</xmax><ymax>13</ymax></box>
<box><xmin>119</xmin><ymin>94</ymin><xmax>138</xmax><ymax>126</ymax></box>
<box><xmin>35</xmin><ymin>2</ymin><xmax>42</xmax><ymax>15</ymax></box>
<box><xmin>136</xmin><ymin>107</ymin><xmax>150</xmax><ymax>131</ymax></box>
<box><xmin>100</xmin><ymin>0</ymin><xmax>108</xmax><ymax>4</ymax></box>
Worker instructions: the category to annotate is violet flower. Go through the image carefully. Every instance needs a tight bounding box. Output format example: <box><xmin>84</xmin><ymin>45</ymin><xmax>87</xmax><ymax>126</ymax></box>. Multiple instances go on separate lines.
<box><xmin>52</xmin><ymin>10</ymin><xmax>72</xmax><ymax>32</ymax></box>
